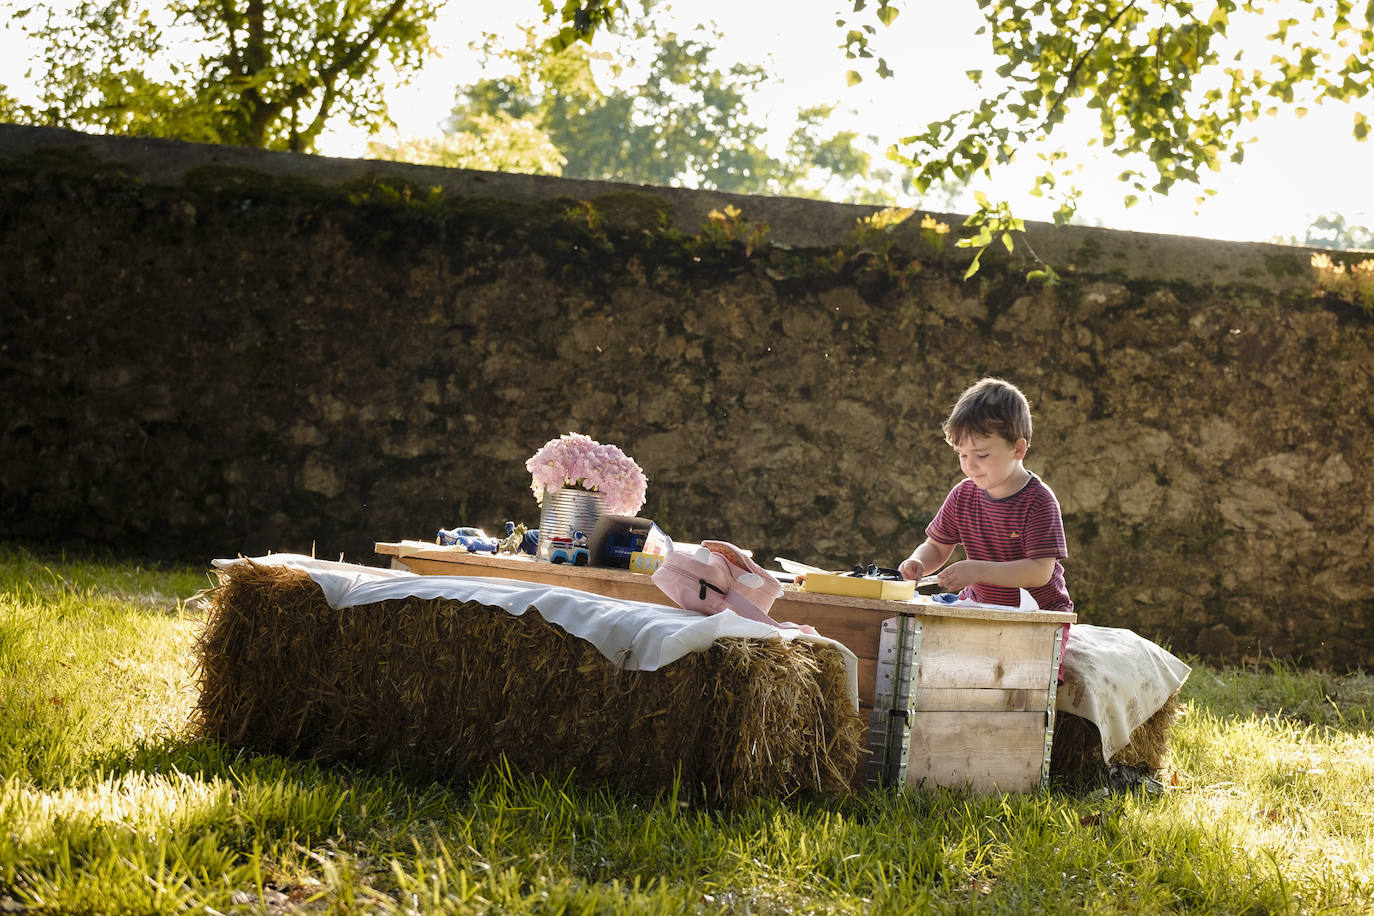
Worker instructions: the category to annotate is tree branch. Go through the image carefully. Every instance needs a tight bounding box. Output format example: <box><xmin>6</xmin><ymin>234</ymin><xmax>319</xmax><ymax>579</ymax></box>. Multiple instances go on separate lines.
<box><xmin>220</xmin><ymin>0</ymin><xmax>242</xmax><ymax>77</ymax></box>
<box><xmin>244</xmin><ymin>0</ymin><xmax>267</xmax><ymax>74</ymax></box>
<box><xmin>268</xmin><ymin>0</ymin><xmax>409</xmax><ymax>142</ymax></box>
<box><xmin>1038</xmin><ymin>0</ymin><xmax>1139</xmax><ymax>133</ymax></box>
<box><xmin>238</xmin><ymin>0</ymin><xmax>274</xmax><ymax>144</ymax></box>
<box><xmin>320</xmin><ymin>0</ymin><xmax>409</xmax><ymax>84</ymax></box>
<box><xmin>299</xmin><ymin>76</ymin><xmax>340</xmax><ymax>149</ymax></box>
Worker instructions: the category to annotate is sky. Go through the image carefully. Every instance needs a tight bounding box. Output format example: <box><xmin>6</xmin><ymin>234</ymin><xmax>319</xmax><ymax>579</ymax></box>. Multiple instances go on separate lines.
<box><xmin>2</xmin><ymin>0</ymin><xmax>1370</xmax><ymax>246</ymax></box>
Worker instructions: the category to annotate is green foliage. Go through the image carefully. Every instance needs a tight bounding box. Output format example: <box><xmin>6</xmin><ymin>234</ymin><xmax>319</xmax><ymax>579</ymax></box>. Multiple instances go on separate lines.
<box><xmin>875</xmin><ymin>0</ymin><xmax>1374</xmax><ymax>202</ymax></box>
<box><xmin>692</xmin><ymin>204</ymin><xmax>771</xmax><ymax>257</ymax></box>
<box><xmin>372</xmin><ymin>1</ymin><xmax>913</xmax><ymax>202</ymax></box>
<box><xmin>1281</xmin><ymin>212</ymin><xmax>1374</xmax><ymax>250</ymax></box>
<box><xmin>0</xmin><ymin>86</ymin><xmax>22</xmax><ymax>122</ymax></box>
<box><xmin>799</xmin><ymin>206</ymin><xmax>936</xmax><ymax>288</ymax></box>
<box><xmin>1310</xmin><ymin>250</ymin><xmax>1374</xmax><ymax>310</ymax></box>
<box><xmin>850</xmin><ymin>206</ymin><xmax>917</xmax><ymax>253</ymax></box>
<box><xmin>839</xmin><ymin>0</ymin><xmax>1374</xmax><ymax>278</ymax></box>
<box><xmin>540</xmin><ymin>0</ymin><xmax>628</xmax><ymax>53</ymax></box>
<box><xmin>3</xmin><ymin>0</ymin><xmax>443</xmax><ymax>151</ymax></box>
<box><xmin>8</xmin><ymin>0</ymin><xmax>1370</xmax><ymax>275</ymax></box>
<box><xmin>835</xmin><ymin>0</ymin><xmax>901</xmax><ymax>87</ymax></box>
<box><xmin>369</xmin><ymin>111</ymin><xmax>568</xmax><ymax>175</ymax></box>
<box><xmin>956</xmin><ymin>190</ymin><xmax>1060</xmax><ymax>284</ymax></box>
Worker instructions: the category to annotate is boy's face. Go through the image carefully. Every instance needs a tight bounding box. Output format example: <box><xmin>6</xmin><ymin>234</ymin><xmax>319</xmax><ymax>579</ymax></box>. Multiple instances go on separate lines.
<box><xmin>951</xmin><ymin>431</ymin><xmax>1028</xmax><ymax>499</ymax></box>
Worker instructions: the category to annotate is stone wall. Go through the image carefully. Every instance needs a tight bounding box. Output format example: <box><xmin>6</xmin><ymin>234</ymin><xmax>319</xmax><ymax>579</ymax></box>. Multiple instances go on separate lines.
<box><xmin>2</xmin><ymin>124</ymin><xmax>1371</xmax><ymax>667</ymax></box>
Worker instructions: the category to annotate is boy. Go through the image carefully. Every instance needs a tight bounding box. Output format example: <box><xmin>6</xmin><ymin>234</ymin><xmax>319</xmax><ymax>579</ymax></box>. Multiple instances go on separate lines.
<box><xmin>898</xmin><ymin>377</ymin><xmax>1073</xmax><ymax>613</ymax></box>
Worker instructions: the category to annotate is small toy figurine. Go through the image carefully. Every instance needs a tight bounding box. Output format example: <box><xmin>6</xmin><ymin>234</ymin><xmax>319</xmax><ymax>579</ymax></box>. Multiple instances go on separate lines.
<box><xmin>498</xmin><ymin>520</ymin><xmax>540</xmax><ymax>555</ymax></box>
<box><xmin>498</xmin><ymin>521</ymin><xmax>529</xmax><ymax>555</ymax></box>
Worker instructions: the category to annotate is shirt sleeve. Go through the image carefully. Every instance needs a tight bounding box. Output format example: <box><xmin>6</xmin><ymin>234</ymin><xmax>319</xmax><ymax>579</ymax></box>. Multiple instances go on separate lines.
<box><xmin>925</xmin><ymin>482</ymin><xmax>964</xmax><ymax>546</ymax></box>
<box><xmin>1022</xmin><ymin>485</ymin><xmax>1068</xmax><ymax>559</ymax></box>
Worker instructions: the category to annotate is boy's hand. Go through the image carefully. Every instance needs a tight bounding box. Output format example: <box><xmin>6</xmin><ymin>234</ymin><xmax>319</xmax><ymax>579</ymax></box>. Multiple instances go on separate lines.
<box><xmin>898</xmin><ymin>558</ymin><xmax>924</xmax><ymax>580</ymax></box>
<box><xmin>936</xmin><ymin>560</ymin><xmax>983</xmax><ymax>591</ymax></box>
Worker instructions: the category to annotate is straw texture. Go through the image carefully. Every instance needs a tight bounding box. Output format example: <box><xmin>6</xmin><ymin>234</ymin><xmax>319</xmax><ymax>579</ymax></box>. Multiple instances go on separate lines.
<box><xmin>1049</xmin><ymin>694</ymin><xmax>1181</xmax><ymax>789</ymax></box>
<box><xmin>194</xmin><ymin>561</ymin><xmax>866</xmax><ymax>804</ymax></box>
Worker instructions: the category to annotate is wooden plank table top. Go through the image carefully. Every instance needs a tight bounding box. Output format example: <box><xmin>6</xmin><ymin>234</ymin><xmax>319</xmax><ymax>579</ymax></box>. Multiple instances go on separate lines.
<box><xmin>373</xmin><ymin>540</ymin><xmax>1076</xmax><ymax>626</ymax></box>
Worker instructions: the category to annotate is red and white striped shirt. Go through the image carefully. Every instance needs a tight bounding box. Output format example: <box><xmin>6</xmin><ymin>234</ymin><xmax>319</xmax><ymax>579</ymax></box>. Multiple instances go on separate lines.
<box><xmin>926</xmin><ymin>472</ymin><xmax>1073</xmax><ymax>612</ymax></box>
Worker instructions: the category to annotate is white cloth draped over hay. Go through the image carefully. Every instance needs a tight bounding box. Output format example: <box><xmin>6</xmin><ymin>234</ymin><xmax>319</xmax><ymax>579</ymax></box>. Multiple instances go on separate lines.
<box><xmin>213</xmin><ymin>554</ymin><xmax>859</xmax><ymax>710</ymax></box>
<box><xmin>1057</xmin><ymin>624</ymin><xmax>1192</xmax><ymax>762</ymax></box>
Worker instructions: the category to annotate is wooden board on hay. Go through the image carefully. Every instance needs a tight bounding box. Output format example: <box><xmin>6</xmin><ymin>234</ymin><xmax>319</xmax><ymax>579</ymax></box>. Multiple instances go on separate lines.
<box><xmin>194</xmin><ymin>561</ymin><xmax>867</xmax><ymax>805</ymax></box>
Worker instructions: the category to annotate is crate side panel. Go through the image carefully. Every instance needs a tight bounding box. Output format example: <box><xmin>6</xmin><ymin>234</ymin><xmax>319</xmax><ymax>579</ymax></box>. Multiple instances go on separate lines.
<box><xmin>905</xmin><ymin>710</ymin><xmax>1046</xmax><ymax>793</ymax></box>
<box><xmin>916</xmin><ymin>617</ymin><xmax>1059</xmax><ymax>690</ymax></box>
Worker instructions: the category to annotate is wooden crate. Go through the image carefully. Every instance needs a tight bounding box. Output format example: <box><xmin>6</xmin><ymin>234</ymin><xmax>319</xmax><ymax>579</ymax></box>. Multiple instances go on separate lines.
<box><xmin>374</xmin><ymin>541</ymin><xmax>1073</xmax><ymax>793</ymax></box>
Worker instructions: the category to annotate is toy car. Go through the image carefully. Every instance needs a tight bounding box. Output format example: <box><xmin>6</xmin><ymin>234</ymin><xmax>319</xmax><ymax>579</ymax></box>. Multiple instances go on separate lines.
<box><xmin>437</xmin><ymin>527</ymin><xmax>498</xmax><ymax>552</ymax></box>
<box><xmin>548</xmin><ymin>530</ymin><xmax>590</xmax><ymax>566</ymax></box>
<box><xmin>601</xmin><ymin>529</ymin><xmax>647</xmax><ymax>567</ymax></box>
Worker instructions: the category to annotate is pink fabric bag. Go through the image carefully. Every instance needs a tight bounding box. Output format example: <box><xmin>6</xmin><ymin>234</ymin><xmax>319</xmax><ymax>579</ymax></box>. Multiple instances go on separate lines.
<box><xmin>700</xmin><ymin>540</ymin><xmax>785</xmax><ymax>626</ymax></box>
<box><xmin>651</xmin><ymin>539</ymin><xmax>795</xmax><ymax>629</ymax></box>
<box><xmin>651</xmin><ymin>544</ymin><xmax>733</xmax><ymax>614</ymax></box>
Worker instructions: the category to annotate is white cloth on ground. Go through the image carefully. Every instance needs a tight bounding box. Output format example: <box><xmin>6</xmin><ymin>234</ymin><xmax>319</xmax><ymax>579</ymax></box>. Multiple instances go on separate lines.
<box><xmin>1057</xmin><ymin>623</ymin><xmax>1191</xmax><ymax>762</ymax></box>
<box><xmin>213</xmin><ymin>554</ymin><xmax>859</xmax><ymax>710</ymax></box>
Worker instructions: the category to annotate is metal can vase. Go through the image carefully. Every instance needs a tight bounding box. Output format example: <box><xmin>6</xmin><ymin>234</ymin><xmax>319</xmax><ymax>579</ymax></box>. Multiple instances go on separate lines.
<box><xmin>537</xmin><ymin>488</ymin><xmax>605</xmax><ymax>563</ymax></box>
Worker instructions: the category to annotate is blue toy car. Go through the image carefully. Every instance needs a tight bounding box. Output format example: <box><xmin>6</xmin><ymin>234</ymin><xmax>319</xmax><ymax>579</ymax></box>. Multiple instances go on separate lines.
<box><xmin>437</xmin><ymin>527</ymin><xmax>498</xmax><ymax>553</ymax></box>
<box><xmin>601</xmin><ymin>529</ymin><xmax>647</xmax><ymax>567</ymax></box>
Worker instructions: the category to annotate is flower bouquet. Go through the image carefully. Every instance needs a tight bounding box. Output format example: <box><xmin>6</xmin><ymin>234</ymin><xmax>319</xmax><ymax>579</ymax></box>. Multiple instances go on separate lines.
<box><xmin>526</xmin><ymin>432</ymin><xmax>647</xmax><ymax>517</ymax></box>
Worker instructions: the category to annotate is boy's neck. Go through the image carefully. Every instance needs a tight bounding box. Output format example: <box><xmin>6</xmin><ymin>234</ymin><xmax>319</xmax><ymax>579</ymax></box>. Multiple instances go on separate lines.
<box><xmin>986</xmin><ymin>464</ymin><xmax>1032</xmax><ymax>500</ymax></box>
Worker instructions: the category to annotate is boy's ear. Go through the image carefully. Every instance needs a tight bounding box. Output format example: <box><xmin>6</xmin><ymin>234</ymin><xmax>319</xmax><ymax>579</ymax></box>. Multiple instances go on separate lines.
<box><xmin>1013</xmin><ymin>437</ymin><xmax>1028</xmax><ymax>459</ymax></box>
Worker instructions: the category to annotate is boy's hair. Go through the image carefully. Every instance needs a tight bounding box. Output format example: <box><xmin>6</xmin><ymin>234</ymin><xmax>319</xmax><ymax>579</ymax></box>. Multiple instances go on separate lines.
<box><xmin>942</xmin><ymin>377</ymin><xmax>1033</xmax><ymax>446</ymax></box>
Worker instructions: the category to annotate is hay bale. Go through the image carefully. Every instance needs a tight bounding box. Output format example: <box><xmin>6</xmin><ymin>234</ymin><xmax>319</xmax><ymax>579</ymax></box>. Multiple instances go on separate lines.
<box><xmin>194</xmin><ymin>561</ymin><xmax>866</xmax><ymax>804</ymax></box>
<box><xmin>1049</xmin><ymin>694</ymin><xmax>1180</xmax><ymax>790</ymax></box>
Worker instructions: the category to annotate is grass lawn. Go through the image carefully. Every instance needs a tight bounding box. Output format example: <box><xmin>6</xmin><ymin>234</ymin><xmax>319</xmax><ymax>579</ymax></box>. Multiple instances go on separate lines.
<box><xmin>1</xmin><ymin>543</ymin><xmax>1371</xmax><ymax>914</ymax></box>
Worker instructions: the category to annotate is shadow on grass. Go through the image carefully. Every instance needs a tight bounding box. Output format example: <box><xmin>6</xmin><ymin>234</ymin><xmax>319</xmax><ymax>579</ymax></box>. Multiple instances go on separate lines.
<box><xmin>95</xmin><ymin>732</ymin><xmax>466</xmax><ymax>799</ymax></box>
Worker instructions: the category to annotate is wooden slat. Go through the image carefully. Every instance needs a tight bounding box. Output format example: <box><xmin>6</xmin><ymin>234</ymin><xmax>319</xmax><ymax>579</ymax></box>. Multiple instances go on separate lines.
<box><xmin>772</xmin><ymin>600</ymin><xmax>886</xmax><ymax>660</ymax></box>
<box><xmin>906</xmin><ymin>711</ymin><xmax>1047</xmax><ymax>793</ymax></box>
<box><xmin>391</xmin><ymin>555</ymin><xmax>666</xmax><ymax>605</ymax></box>
<box><xmin>916</xmin><ymin>617</ymin><xmax>1060</xmax><ymax>690</ymax></box>
<box><xmin>912</xmin><ymin>687</ymin><xmax>1048</xmax><ymax>713</ymax></box>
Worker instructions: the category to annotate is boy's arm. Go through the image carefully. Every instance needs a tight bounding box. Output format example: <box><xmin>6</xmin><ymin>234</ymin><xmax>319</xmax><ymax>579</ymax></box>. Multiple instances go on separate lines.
<box><xmin>937</xmin><ymin>556</ymin><xmax>1056</xmax><ymax>591</ymax></box>
<box><xmin>899</xmin><ymin>538</ymin><xmax>955</xmax><ymax>581</ymax></box>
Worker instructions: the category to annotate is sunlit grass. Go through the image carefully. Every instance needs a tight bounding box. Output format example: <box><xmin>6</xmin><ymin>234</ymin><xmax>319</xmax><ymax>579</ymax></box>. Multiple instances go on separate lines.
<box><xmin>0</xmin><ymin>545</ymin><xmax>209</xmax><ymax>784</ymax></box>
<box><xmin>1161</xmin><ymin>669</ymin><xmax>1374</xmax><ymax>911</ymax></box>
<box><xmin>1</xmin><ymin>542</ymin><xmax>1371</xmax><ymax>913</ymax></box>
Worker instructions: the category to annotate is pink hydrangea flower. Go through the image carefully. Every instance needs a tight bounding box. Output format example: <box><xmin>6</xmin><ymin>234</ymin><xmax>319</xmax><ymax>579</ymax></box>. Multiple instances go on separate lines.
<box><xmin>526</xmin><ymin>433</ymin><xmax>647</xmax><ymax>516</ymax></box>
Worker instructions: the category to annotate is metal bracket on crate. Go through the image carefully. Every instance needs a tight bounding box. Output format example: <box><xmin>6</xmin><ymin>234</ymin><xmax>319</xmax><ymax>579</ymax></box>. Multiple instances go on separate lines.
<box><xmin>865</xmin><ymin>613</ymin><xmax>922</xmax><ymax>790</ymax></box>
<box><xmin>1040</xmin><ymin>624</ymin><xmax>1066</xmax><ymax>789</ymax></box>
